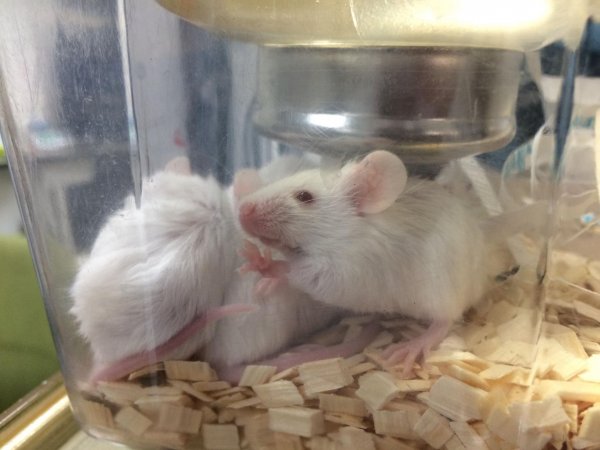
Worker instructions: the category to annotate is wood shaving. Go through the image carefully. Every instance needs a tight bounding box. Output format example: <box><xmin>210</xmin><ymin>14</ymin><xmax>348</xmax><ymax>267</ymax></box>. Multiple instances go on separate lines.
<box><xmin>78</xmin><ymin>249</ymin><xmax>600</xmax><ymax>449</ymax></box>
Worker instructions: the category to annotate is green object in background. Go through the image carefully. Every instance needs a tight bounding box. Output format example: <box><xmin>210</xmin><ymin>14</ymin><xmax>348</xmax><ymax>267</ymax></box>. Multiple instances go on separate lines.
<box><xmin>0</xmin><ymin>234</ymin><xmax>59</xmax><ymax>411</ymax></box>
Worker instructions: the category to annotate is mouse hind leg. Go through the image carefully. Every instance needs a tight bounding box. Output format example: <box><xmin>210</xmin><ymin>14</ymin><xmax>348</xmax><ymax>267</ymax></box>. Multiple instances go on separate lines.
<box><xmin>381</xmin><ymin>319</ymin><xmax>450</xmax><ymax>378</ymax></box>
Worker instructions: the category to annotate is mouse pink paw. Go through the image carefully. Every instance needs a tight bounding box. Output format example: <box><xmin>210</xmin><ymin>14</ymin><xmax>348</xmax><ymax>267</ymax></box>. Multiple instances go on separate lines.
<box><xmin>381</xmin><ymin>320</ymin><xmax>450</xmax><ymax>377</ymax></box>
<box><xmin>239</xmin><ymin>240</ymin><xmax>290</xmax><ymax>277</ymax></box>
<box><xmin>381</xmin><ymin>341</ymin><xmax>424</xmax><ymax>378</ymax></box>
<box><xmin>238</xmin><ymin>240</ymin><xmax>269</xmax><ymax>274</ymax></box>
<box><xmin>239</xmin><ymin>240</ymin><xmax>290</xmax><ymax>297</ymax></box>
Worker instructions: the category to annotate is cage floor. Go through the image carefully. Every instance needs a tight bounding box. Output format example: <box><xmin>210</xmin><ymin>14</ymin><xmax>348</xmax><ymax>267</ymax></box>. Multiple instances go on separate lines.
<box><xmin>76</xmin><ymin>249</ymin><xmax>600</xmax><ymax>450</ymax></box>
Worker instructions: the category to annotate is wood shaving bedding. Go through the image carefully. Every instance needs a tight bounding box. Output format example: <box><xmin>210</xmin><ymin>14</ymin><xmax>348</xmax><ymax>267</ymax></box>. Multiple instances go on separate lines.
<box><xmin>77</xmin><ymin>251</ymin><xmax>600</xmax><ymax>449</ymax></box>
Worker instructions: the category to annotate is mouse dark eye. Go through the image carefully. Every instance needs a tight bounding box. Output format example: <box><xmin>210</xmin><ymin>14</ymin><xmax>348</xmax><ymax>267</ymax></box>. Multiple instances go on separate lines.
<box><xmin>294</xmin><ymin>190</ymin><xmax>314</xmax><ymax>204</ymax></box>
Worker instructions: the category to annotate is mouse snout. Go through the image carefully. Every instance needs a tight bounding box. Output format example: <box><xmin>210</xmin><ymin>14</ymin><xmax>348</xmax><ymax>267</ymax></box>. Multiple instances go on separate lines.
<box><xmin>239</xmin><ymin>202</ymin><xmax>256</xmax><ymax>218</ymax></box>
<box><xmin>238</xmin><ymin>200</ymin><xmax>283</xmax><ymax>244</ymax></box>
<box><xmin>238</xmin><ymin>202</ymin><xmax>260</xmax><ymax>236</ymax></box>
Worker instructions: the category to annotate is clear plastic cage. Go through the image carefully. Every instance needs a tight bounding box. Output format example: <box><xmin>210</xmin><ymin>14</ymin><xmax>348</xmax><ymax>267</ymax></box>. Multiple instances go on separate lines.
<box><xmin>0</xmin><ymin>1</ymin><xmax>599</xmax><ymax>448</ymax></box>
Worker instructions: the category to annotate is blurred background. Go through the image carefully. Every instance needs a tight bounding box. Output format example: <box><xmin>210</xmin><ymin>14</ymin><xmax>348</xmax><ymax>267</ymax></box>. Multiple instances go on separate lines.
<box><xmin>0</xmin><ymin>137</ymin><xmax>59</xmax><ymax>411</ymax></box>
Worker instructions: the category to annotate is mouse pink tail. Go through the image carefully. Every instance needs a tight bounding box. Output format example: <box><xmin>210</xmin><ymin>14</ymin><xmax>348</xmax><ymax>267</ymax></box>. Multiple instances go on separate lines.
<box><xmin>217</xmin><ymin>321</ymin><xmax>381</xmax><ymax>384</ymax></box>
<box><xmin>90</xmin><ymin>303</ymin><xmax>255</xmax><ymax>384</ymax></box>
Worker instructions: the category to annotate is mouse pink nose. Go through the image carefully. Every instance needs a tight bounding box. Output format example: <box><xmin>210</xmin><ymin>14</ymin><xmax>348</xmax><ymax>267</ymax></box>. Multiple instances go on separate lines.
<box><xmin>239</xmin><ymin>202</ymin><xmax>257</xmax><ymax>234</ymax></box>
<box><xmin>239</xmin><ymin>202</ymin><xmax>258</xmax><ymax>234</ymax></box>
<box><xmin>239</xmin><ymin>202</ymin><xmax>256</xmax><ymax>219</ymax></box>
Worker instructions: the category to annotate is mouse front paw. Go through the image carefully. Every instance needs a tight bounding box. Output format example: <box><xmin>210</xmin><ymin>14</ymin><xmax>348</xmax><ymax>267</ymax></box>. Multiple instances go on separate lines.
<box><xmin>239</xmin><ymin>240</ymin><xmax>266</xmax><ymax>273</ymax></box>
<box><xmin>239</xmin><ymin>240</ymin><xmax>290</xmax><ymax>297</ymax></box>
<box><xmin>239</xmin><ymin>240</ymin><xmax>289</xmax><ymax>276</ymax></box>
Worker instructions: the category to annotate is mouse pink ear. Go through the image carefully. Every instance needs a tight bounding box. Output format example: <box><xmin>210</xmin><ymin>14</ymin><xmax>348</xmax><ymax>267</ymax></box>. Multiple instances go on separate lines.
<box><xmin>233</xmin><ymin>169</ymin><xmax>263</xmax><ymax>202</ymax></box>
<box><xmin>165</xmin><ymin>156</ymin><xmax>192</xmax><ymax>175</ymax></box>
<box><xmin>341</xmin><ymin>150</ymin><xmax>407</xmax><ymax>214</ymax></box>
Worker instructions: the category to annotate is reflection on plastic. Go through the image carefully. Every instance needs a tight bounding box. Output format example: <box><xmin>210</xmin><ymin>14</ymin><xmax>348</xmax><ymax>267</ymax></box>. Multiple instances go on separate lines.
<box><xmin>157</xmin><ymin>0</ymin><xmax>588</xmax><ymax>49</ymax></box>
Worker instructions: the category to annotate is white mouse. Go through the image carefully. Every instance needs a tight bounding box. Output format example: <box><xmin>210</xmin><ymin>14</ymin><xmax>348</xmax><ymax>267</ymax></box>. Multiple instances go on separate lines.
<box><xmin>72</xmin><ymin>154</ymin><xmax>374</xmax><ymax>383</ymax></box>
<box><xmin>237</xmin><ymin>150</ymin><xmax>510</xmax><ymax>374</ymax></box>
<box><xmin>70</xmin><ymin>157</ymin><xmax>238</xmax><ymax>376</ymax></box>
<box><xmin>205</xmin><ymin>153</ymin><xmax>382</xmax><ymax>379</ymax></box>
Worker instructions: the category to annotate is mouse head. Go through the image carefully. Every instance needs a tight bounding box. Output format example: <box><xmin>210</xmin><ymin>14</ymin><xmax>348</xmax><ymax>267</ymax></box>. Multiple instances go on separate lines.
<box><xmin>236</xmin><ymin>150</ymin><xmax>407</xmax><ymax>252</ymax></box>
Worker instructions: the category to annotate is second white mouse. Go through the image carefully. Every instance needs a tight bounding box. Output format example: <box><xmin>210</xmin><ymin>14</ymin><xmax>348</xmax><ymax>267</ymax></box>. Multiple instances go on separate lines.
<box><xmin>237</xmin><ymin>150</ymin><xmax>510</xmax><ymax>374</ymax></box>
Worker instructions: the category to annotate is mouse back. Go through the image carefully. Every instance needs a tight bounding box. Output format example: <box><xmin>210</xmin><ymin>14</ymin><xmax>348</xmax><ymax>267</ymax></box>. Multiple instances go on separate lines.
<box><xmin>71</xmin><ymin>169</ymin><xmax>237</xmax><ymax>365</ymax></box>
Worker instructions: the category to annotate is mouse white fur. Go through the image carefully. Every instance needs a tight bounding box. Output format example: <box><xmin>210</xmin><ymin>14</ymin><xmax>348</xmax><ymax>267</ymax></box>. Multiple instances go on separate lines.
<box><xmin>71</xmin><ymin>154</ymin><xmax>354</xmax><ymax>382</ymax></box>
<box><xmin>70</xmin><ymin>158</ymin><xmax>236</xmax><ymax>368</ymax></box>
<box><xmin>203</xmin><ymin>153</ymin><xmax>361</xmax><ymax>372</ymax></box>
<box><xmin>237</xmin><ymin>150</ymin><xmax>509</xmax><ymax>374</ymax></box>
